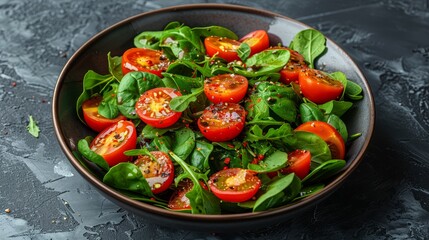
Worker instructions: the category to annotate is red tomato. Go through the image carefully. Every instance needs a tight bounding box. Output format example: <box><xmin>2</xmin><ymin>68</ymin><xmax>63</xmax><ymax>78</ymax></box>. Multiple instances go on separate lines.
<box><xmin>204</xmin><ymin>36</ymin><xmax>241</xmax><ymax>62</ymax></box>
<box><xmin>278</xmin><ymin>47</ymin><xmax>308</xmax><ymax>85</ymax></box>
<box><xmin>197</xmin><ymin>103</ymin><xmax>246</xmax><ymax>142</ymax></box>
<box><xmin>208</xmin><ymin>168</ymin><xmax>261</xmax><ymax>203</ymax></box>
<box><xmin>82</xmin><ymin>96</ymin><xmax>127</xmax><ymax>132</ymax></box>
<box><xmin>281</xmin><ymin>149</ymin><xmax>311</xmax><ymax>179</ymax></box>
<box><xmin>90</xmin><ymin>120</ymin><xmax>137</xmax><ymax>166</ymax></box>
<box><xmin>299</xmin><ymin>68</ymin><xmax>344</xmax><ymax>104</ymax></box>
<box><xmin>121</xmin><ymin>48</ymin><xmax>169</xmax><ymax>77</ymax></box>
<box><xmin>295</xmin><ymin>121</ymin><xmax>346</xmax><ymax>159</ymax></box>
<box><xmin>239</xmin><ymin>30</ymin><xmax>270</xmax><ymax>56</ymax></box>
<box><xmin>168</xmin><ymin>179</ymin><xmax>193</xmax><ymax>210</ymax></box>
<box><xmin>135</xmin><ymin>87</ymin><xmax>182</xmax><ymax>128</ymax></box>
<box><xmin>204</xmin><ymin>73</ymin><xmax>248</xmax><ymax>103</ymax></box>
<box><xmin>134</xmin><ymin>151</ymin><xmax>174</xmax><ymax>194</ymax></box>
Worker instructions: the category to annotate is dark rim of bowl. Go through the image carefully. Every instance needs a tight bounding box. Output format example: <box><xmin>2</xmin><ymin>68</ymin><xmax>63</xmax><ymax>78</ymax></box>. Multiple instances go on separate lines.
<box><xmin>52</xmin><ymin>3</ymin><xmax>375</xmax><ymax>222</ymax></box>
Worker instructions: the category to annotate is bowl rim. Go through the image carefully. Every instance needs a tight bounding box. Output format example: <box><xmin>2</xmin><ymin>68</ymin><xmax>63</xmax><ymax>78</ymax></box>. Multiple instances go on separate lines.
<box><xmin>52</xmin><ymin>3</ymin><xmax>375</xmax><ymax>223</ymax></box>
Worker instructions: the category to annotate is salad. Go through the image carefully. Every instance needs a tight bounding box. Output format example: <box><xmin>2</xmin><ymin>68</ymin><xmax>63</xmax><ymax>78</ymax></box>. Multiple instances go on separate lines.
<box><xmin>74</xmin><ymin>21</ymin><xmax>363</xmax><ymax>214</ymax></box>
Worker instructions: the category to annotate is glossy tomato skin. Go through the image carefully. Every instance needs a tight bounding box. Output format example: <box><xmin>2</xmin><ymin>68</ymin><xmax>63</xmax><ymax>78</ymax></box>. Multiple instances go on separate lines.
<box><xmin>239</xmin><ymin>30</ymin><xmax>270</xmax><ymax>56</ymax></box>
<box><xmin>277</xmin><ymin>47</ymin><xmax>308</xmax><ymax>85</ymax></box>
<box><xmin>168</xmin><ymin>179</ymin><xmax>193</xmax><ymax>210</ymax></box>
<box><xmin>204</xmin><ymin>73</ymin><xmax>248</xmax><ymax>104</ymax></box>
<box><xmin>299</xmin><ymin>68</ymin><xmax>344</xmax><ymax>104</ymax></box>
<box><xmin>134</xmin><ymin>151</ymin><xmax>174</xmax><ymax>194</ymax></box>
<box><xmin>204</xmin><ymin>36</ymin><xmax>241</xmax><ymax>62</ymax></box>
<box><xmin>295</xmin><ymin>121</ymin><xmax>346</xmax><ymax>159</ymax></box>
<box><xmin>197</xmin><ymin>103</ymin><xmax>246</xmax><ymax>142</ymax></box>
<box><xmin>82</xmin><ymin>96</ymin><xmax>127</xmax><ymax>132</ymax></box>
<box><xmin>90</xmin><ymin>120</ymin><xmax>137</xmax><ymax>167</ymax></box>
<box><xmin>121</xmin><ymin>48</ymin><xmax>169</xmax><ymax>77</ymax></box>
<box><xmin>281</xmin><ymin>149</ymin><xmax>311</xmax><ymax>179</ymax></box>
<box><xmin>135</xmin><ymin>87</ymin><xmax>182</xmax><ymax>128</ymax></box>
<box><xmin>208</xmin><ymin>168</ymin><xmax>261</xmax><ymax>203</ymax></box>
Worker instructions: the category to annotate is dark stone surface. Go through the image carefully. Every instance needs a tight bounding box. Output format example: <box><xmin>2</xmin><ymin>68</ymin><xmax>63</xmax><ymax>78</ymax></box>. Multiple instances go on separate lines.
<box><xmin>0</xmin><ymin>0</ymin><xmax>428</xmax><ymax>239</ymax></box>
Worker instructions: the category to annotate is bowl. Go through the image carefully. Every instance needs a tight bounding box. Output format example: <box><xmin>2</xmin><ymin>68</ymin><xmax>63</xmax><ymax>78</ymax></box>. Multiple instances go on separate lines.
<box><xmin>52</xmin><ymin>3</ymin><xmax>375</xmax><ymax>232</ymax></box>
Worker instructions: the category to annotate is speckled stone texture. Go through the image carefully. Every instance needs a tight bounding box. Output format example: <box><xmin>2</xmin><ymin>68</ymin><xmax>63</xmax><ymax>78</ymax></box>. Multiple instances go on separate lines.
<box><xmin>0</xmin><ymin>0</ymin><xmax>428</xmax><ymax>239</ymax></box>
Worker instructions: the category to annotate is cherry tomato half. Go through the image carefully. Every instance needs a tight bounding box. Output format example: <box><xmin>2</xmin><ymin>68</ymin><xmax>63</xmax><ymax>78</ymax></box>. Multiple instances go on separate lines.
<box><xmin>295</xmin><ymin>121</ymin><xmax>346</xmax><ymax>159</ymax></box>
<box><xmin>277</xmin><ymin>47</ymin><xmax>308</xmax><ymax>85</ymax></box>
<box><xmin>82</xmin><ymin>96</ymin><xmax>127</xmax><ymax>132</ymax></box>
<box><xmin>282</xmin><ymin>149</ymin><xmax>311</xmax><ymax>179</ymax></box>
<box><xmin>90</xmin><ymin>120</ymin><xmax>137</xmax><ymax>167</ymax></box>
<box><xmin>204</xmin><ymin>36</ymin><xmax>241</xmax><ymax>62</ymax></box>
<box><xmin>208</xmin><ymin>168</ymin><xmax>261</xmax><ymax>203</ymax></box>
<box><xmin>299</xmin><ymin>68</ymin><xmax>344</xmax><ymax>104</ymax></box>
<box><xmin>134</xmin><ymin>151</ymin><xmax>174</xmax><ymax>194</ymax></box>
<box><xmin>204</xmin><ymin>73</ymin><xmax>249</xmax><ymax>104</ymax></box>
<box><xmin>197</xmin><ymin>103</ymin><xmax>246</xmax><ymax>142</ymax></box>
<box><xmin>168</xmin><ymin>179</ymin><xmax>193</xmax><ymax>211</ymax></box>
<box><xmin>239</xmin><ymin>30</ymin><xmax>270</xmax><ymax>56</ymax></box>
<box><xmin>121</xmin><ymin>48</ymin><xmax>170</xmax><ymax>77</ymax></box>
<box><xmin>135</xmin><ymin>87</ymin><xmax>182</xmax><ymax>129</ymax></box>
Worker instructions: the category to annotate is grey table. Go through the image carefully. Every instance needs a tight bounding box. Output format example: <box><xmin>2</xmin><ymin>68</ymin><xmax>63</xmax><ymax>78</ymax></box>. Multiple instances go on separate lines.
<box><xmin>1</xmin><ymin>0</ymin><xmax>428</xmax><ymax>239</ymax></box>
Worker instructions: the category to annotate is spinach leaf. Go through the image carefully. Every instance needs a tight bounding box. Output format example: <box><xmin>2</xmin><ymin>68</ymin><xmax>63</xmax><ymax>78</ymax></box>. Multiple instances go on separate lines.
<box><xmin>76</xmin><ymin>70</ymin><xmax>115</xmax><ymax>123</ymax></box>
<box><xmin>165</xmin><ymin>60</ymin><xmax>211</xmax><ymax>77</ymax></box>
<box><xmin>117</xmin><ymin>71</ymin><xmax>163</xmax><ymax>119</ymax></box>
<box><xmin>244</xmin><ymin>124</ymin><xmax>294</xmax><ymax>143</ymax></box>
<box><xmin>98</xmin><ymin>83</ymin><xmax>119</xmax><ymax>119</ymax></box>
<box><xmin>77</xmin><ymin>138</ymin><xmax>109</xmax><ymax>172</ymax></box>
<box><xmin>159</xmin><ymin>26</ymin><xmax>205</xmax><ymax>60</ymax></box>
<box><xmin>289</xmin><ymin>29</ymin><xmax>326</xmax><ymax>68</ymax></box>
<box><xmin>141</xmin><ymin>124</ymin><xmax>170</xmax><ymax>139</ymax></box>
<box><xmin>237</xmin><ymin>43</ymin><xmax>251</xmax><ymax>61</ymax></box>
<box><xmin>169</xmin><ymin>152</ymin><xmax>221</xmax><ymax>214</ymax></box>
<box><xmin>294</xmin><ymin>183</ymin><xmax>324</xmax><ymax>201</ymax></box>
<box><xmin>169</xmin><ymin>87</ymin><xmax>204</xmax><ymax>112</ymax></box>
<box><xmin>299</xmin><ymin>102</ymin><xmax>324</xmax><ymax>123</ymax></box>
<box><xmin>253</xmin><ymin>173</ymin><xmax>301</xmax><ymax>212</ymax></box>
<box><xmin>192</xmin><ymin>25</ymin><xmax>238</xmax><ymax>40</ymax></box>
<box><xmin>325</xmin><ymin>114</ymin><xmax>348</xmax><ymax>142</ymax></box>
<box><xmin>302</xmin><ymin>159</ymin><xmax>346</xmax><ymax>184</ymax></box>
<box><xmin>318</xmin><ymin>100</ymin><xmax>353</xmax><ymax>117</ymax></box>
<box><xmin>172</xmin><ymin>127</ymin><xmax>196</xmax><ymax>160</ymax></box>
<box><xmin>151</xmin><ymin>135</ymin><xmax>174</xmax><ymax>153</ymax></box>
<box><xmin>190</xmin><ymin>140</ymin><xmax>214</xmax><ymax>172</ymax></box>
<box><xmin>234</xmin><ymin>49</ymin><xmax>290</xmax><ymax>77</ymax></box>
<box><xmin>330</xmin><ymin>71</ymin><xmax>363</xmax><ymax>100</ymax></box>
<box><xmin>162</xmin><ymin>73</ymin><xmax>204</xmax><ymax>93</ymax></box>
<box><xmin>103</xmin><ymin>162</ymin><xmax>154</xmax><ymax>197</ymax></box>
<box><xmin>248</xmin><ymin>150</ymin><xmax>288</xmax><ymax>173</ymax></box>
<box><xmin>256</xmin><ymin>82</ymin><xmax>298</xmax><ymax>123</ymax></box>
<box><xmin>287</xmin><ymin>131</ymin><xmax>331</xmax><ymax>169</ymax></box>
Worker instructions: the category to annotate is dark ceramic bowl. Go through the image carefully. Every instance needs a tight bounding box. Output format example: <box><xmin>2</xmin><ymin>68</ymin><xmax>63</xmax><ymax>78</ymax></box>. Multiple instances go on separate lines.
<box><xmin>52</xmin><ymin>4</ymin><xmax>375</xmax><ymax>232</ymax></box>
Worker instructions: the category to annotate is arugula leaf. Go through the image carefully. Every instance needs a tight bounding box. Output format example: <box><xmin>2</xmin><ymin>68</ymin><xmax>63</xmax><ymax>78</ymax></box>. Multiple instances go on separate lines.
<box><xmin>169</xmin><ymin>87</ymin><xmax>204</xmax><ymax>112</ymax></box>
<box><xmin>289</xmin><ymin>29</ymin><xmax>326</xmax><ymax>68</ymax></box>
<box><xmin>169</xmin><ymin>152</ymin><xmax>221</xmax><ymax>214</ymax></box>
<box><xmin>27</xmin><ymin>115</ymin><xmax>40</xmax><ymax>138</ymax></box>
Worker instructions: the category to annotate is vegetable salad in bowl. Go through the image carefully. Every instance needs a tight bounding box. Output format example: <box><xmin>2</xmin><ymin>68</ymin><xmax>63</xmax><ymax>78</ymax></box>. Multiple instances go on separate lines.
<box><xmin>73</xmin><ymin>21</ymin><xmax>364</xmax><ymax>215</ymax></box>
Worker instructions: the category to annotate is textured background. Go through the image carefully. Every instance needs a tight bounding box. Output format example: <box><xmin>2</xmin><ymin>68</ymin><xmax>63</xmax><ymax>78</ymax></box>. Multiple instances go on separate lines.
<box><xmin>1</xmin><ymin>0</ymin><xmax>429</xmax><ymax>239</ymax></box>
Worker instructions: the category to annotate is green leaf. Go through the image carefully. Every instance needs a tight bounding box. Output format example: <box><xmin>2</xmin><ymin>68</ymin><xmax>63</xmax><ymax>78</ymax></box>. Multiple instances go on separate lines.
<box><xmin>248</xmin><ymin>150</ymin><xmax>288</xmax><ymax>173</ymax></box>
<box><xmin>294</xmin><ymin>183</ymin><xmax>324</xmax><ymax>201</ymax></box>
<box><xmin>237</xmin><ymin>42</ymin><xmax>251</xmax><ymax>61</ymax></box>
<box><xmin>325</xmin><ymin>114</ymin><xmax>348</xmax><ymax>142</ymax></box>
<box><xmin>103</xmin><ymin>162</ymin><xmax>154</xmax><ymax>197</ymax></box>
<box><xmin>302</xmin><ymin>159</ymin><xmax>346</xmax><ymax>184</ymax></box>
<box><xmin>77</xmin><ymin>138</ymin><xmax>109</xmax><ymax>171</ymax></box>
<box><xmin>169</xmin><ymin>87</ymin><xmax>204</xmax><ymax>112</ymax></box>
<box><xmin>27</xmin><ymin>115</ymin><xmax>40</xmax><ymax>138</ymax></box>
<box><xmin>253</xmin><ymin>173</ymin><xmax>301</xmax><ymax>212</ymax></box>
<box><xmin>108</xmin><ymin>52</ymin><xmax>123</xmax><ymax>81</ymax></box>
<box><xmin>234</xmin><ymin>49</ymin><xmax>290</xmax><ymax>77</ymax></box>
<box><xmin>117</xmin><ymin>71</ymin><xmax>163</xmax><ymax>119</ymax></box>
<box><xmin>287</xmin><ymin>131</ymin><xmax>331</xmax><ymax>169</ymax></box>
<box><xmin>192</xmin><ymin>25</ymin><xmax>238</xmax><ymax>40</ymax></box>
<box><xmin>289</xmin><ymin>29</ymin><xmax>326</xmax><ymax>68</ymax></box>
<box><xmin>318</xmin><ymin>100</ymin><xmax>353</xmax><ymax>117</ymax></box>
<box><xmin>299</xmin><ymin>102</ymin><xmax>324</xmax><ymax>123</ymax></box>
<box><xmin>190</xmin><ymin>140</ymin><xmax>214</xmax><ymax>172</ymax></box>
<box><xmin>98</xmin><ymin>83</ymin><xmax>119</xmax><ymax>119</ymax></box>
<box><xmin>172</xmin><ymin>127</ymin><xmax>196</xmax><ymax>160</ymax></box>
